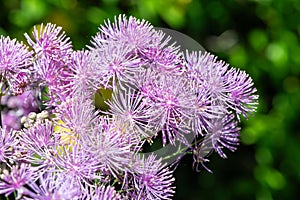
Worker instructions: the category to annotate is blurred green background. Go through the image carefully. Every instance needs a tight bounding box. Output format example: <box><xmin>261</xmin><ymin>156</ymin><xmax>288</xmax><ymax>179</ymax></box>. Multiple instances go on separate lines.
<box><xmin>1</xmin><ymin>0</ymin><xmax>299</xmax><ymax>199</ymax></box>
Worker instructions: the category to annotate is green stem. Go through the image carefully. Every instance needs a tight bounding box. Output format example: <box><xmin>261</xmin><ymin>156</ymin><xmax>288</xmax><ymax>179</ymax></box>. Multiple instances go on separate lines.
<box><xmin>161</xmin><ymin>137</ymin><xmax>205</xmax><ymax>162</ymax></box>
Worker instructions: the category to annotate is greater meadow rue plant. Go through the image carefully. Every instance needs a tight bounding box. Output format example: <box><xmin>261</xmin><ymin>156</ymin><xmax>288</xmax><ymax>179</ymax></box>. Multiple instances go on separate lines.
<box><xmin>0</xmin><ymin>14</ymin><xmax>258</xmax><ymax>199</ymax></box>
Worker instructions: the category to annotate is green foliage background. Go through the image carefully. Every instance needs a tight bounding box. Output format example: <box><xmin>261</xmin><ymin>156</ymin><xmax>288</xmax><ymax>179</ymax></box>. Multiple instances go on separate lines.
<box><xmin>1</xmin><ymin>0</ymin><xmax>300</xmax><ymax>199</ymax></box>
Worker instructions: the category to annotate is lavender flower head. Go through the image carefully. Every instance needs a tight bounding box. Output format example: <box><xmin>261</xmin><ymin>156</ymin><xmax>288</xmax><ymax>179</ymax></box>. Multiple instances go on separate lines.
<box><xmin>0</xmin><ymin>14</ymin><xmax>258</xmax><ymax>199</ymax></box>
<box><xmin>0</xmin><ymin>36</ymin><xmax>33</xmax><ymax>95</ymax></box>
<box><xmin>0</xmin><ymin>127</ymin><xmax>18</xmax><ymax>163</ymax></box>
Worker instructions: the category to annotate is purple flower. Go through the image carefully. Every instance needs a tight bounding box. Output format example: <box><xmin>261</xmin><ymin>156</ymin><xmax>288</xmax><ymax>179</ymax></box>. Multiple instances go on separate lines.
<box><xmin>106</xmin><ymin>87</ymin><xmax>156</xmax><ymax>140</ymax></box>
<box><xmin>138</xmin><ymin>44</ymin><xmax>184</xmax><ymax>75</ymax></box>
<box><xmin>0</xmin><ymin>127</ymin><xmax>18</xmax><ymax>163</ymax></box>
<box><xmin>24</xmin><ymin>171</ymin><xmax>82</xmax><ymax>200</ymax></box>
<box><xmin>18</xmin><ymin>120</ymin><xmax>57</xmax><ymax>167</ymax></box>
<box><xmin>185</xmin><ymin>51</ymin><xmax>228</xmax><ymax>99</ymax></box>
<box><xmin>185</xmin><ymin>51</ymin><xmax>258</xmax><ymax>120</ymax></box>
<box><xmin>135</xmin><ymin>70</ymin><xmax>197</xmax><ymax>146</ymax></box>
<box><xmin>196</xmin><ymin>113</ymin><xmax>240</xmax><ymax>159</ymax></box>
<box><xmin>55</xmin><ymin>93</ymin><xmax>100</xmax><ymax>138</ymax></box>
<box><xmin>31</xmin><ymin>57</ymin><xmax>69</xmax><ymax>106</ymax></box>
<box><xmin>223</xmin><ymin>68</ymin><xmax>259</xmax><ymax>120</ymax></box>
<box><xmin>131</xmin><ymin>155</ymin><xmax>175</xmax><ymax>200</ymax></box>
<box><xmin>24</xmin><ymin>23</ymin><xmax>72</xmax><ymax>63</ymax></box>
<box><xmin>93</xmin><ymin>14</ymin><xmax>157</xmax><ymax>51</ymax></box>
<box><xmin>191</xmin><ymin>87</ymin><xmax>222</xmax><ymax>136</ymax></box>
<box><xmin>32</xmin><ymin>57</ymin><xmax>62</xmax><ymax>87</ymax></box>
<box><xmin>25</xmin><ymin>23</ymin><xmax>73</xmax><ymax>106</ymax></box>
<box><xmin>191</xmin><ymin>113</ymin><xmax>241</xmax><ymax>173</ymax></box>
<box><xmin>53</xmin><ymin>143</ymin><xmax>102</xmax><ymax>189</ymax></box>
<box><xmin>89</xmin><ymin>185</ymin><xmax>122</xmax><ymax>200</ymax></box>
<box><xmin>66</xmin><ymin>50</ymin><xmax>96</xmax><ymax>97</ymax></box>
<box><xmin>10</xmin><ymin>72</ymin><xmax>31</xmax><ymax>95</ymax></box>
<box><xmin>0</xmin><ymin>36</ymin><xmax>33</xmax><ymax>95</ymax></box>
<box><xmin>89</xmin><ymin>41</ymin><xmax>141</xmax><ymax>89</ymax></box>
<box><xmin>0</xmin><ymin>163</ymin><xmax>33</xmax><ymax>197</ymax></box>
<box><xmin>81</xmin><ymin>117</ymin><xmax>135</xmax><ymax>178</ymax></box>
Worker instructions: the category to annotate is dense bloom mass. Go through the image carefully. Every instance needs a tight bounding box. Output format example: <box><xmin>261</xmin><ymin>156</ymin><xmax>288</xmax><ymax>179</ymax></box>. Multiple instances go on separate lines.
<box><xmin>0</xmin><ymin>14</ymin><xmax>258</xmax><ymax>199</ymax></box>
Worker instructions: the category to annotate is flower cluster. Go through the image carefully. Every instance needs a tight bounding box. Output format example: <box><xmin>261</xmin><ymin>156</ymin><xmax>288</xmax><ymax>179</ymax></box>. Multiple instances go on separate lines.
<box><xmin>0</xmin><ymin>15</ymin><xmax>258</xmax><ymax>199</ymax></box>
